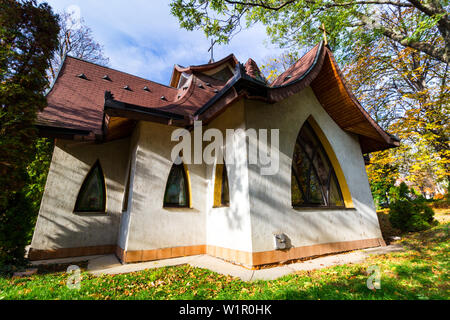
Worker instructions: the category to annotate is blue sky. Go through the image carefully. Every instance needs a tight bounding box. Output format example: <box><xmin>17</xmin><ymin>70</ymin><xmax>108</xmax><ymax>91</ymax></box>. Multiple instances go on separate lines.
<box><xmin>42</xmin><ymin>0</ymin><xmax>285</xmax><ymax>85</ymax></box>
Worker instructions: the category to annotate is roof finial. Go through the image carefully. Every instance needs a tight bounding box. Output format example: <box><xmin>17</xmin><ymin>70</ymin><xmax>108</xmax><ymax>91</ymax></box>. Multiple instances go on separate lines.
<box><xmin>318</xmin><ymin>23</ymin><xmax>329</xmax><ymax>46</ymax></box>
<box><xmin>208</xmin><ymin>39</ymin><xmax>216</xmax><ymax>63</ymax></box>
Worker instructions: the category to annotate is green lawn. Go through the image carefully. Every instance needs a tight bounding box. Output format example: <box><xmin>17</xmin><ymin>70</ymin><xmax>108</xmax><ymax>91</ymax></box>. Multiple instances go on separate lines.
<box><xmin>0</xmin><ymin>223</ymin><xmax>448</xmax><ymax>300</ymax></box>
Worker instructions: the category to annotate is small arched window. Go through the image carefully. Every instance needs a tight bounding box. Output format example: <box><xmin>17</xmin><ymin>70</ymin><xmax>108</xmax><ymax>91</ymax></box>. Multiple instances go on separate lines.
<box><xmin>163</xmin><ymin>163</ymin><xmax>190</xmax><ymax>207</ymax></box>
<box><xmin>74</xmin><ymin>160</ymin><xmax>106</xmax><ymax>212</ymax></box>
<box><xmin>292</xmin><ymin>121</ymin><xmax>344</xmax><ymax>208</ymax></box>
<box><xmin>213</xmin><ymin>162</ymin><xmax>230</xmax><ymax>207</ymax></box>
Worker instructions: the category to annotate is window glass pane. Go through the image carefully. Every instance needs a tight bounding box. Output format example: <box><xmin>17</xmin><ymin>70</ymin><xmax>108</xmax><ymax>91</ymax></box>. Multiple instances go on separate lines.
<box><xmin>312</xmin><ymin>147</ymin><xmax>330</xmax><ymax>186</ymax></box>
<box><xmin>211</xmin><ymin>67</ymin><xmax>234</xmax><ymax>82</ymax></box>
<box><xmin>75</xmin><ymin>162</ymin><xmax>105</xmax><ymax>212</ymax></box>
<box><xmin>292</xmin><ymin>143</ymin><xmax>309</xmax><ymax>196</ymax></box>
<box><xmin>329</xmin><ymin>174</ymin><xmax>344</xmax><ymax>207</ymax></box>
<box><xmin>292</xmin><ymin>121</ymin><xmax>345</xmax><ymax>208</ymax></box>
<box><xmin>291</xmin><ymin>172</ymin><xmax>305</xmax><ymax>206</ymax></box>
<box><xmin>164</xmin><ymin>164</ymin><xmax>188</xmax><ymax>207</ymax></box>
<box><xmin>299</xmin><ymin>124</ymin><xmax>317</xmax><ymax>158</ymax></box>
<box><xmin>122</xmin><ymin>165</ymin><xmax>131</xmax><ymax>212</ymax></box>
<box><xmin>221</xmin><ymin>164</ymin><xmax>230</xmax><ymax>206</ymax></box>
<box><xmin>309</xmin><ymin>170</ymin><xmax>325</xmax><ymax>205</ymax></box>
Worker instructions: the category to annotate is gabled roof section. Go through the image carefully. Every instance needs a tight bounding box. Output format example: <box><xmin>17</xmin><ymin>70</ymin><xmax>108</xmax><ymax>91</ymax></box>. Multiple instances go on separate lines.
<box><xmin>244</xmin><ymin>58</ymin><xmax>266</xmax><ymax>83</ymax></box>
<box><xmin>169</xmin><ymin>54</ymin><xmax>239</xmax><ymax>87</ymax></box>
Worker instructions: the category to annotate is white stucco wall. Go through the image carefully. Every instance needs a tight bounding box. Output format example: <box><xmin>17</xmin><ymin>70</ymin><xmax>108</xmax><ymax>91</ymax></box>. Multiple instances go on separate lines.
<box><xmin>205</xmin><ymin>100</ymin><xmax>253</xmax><ymax>253</ymax></box>
<box><xmin>117</xmin><ymin>125</ymin><xmax>141</xmax><ymax>251</ymax></box>
<box><xmin>244</xmin><ymin>87</ymin><xmax>383</xmax><ymax>253</ymax></box>
<box><xmin>123</xmin><ymin>121</ymin><xmax>207</xmax><ymax>252</ymax></box>
<box><xmin>31</xmin><ymin>137</ymin><xmax>130</xmax><ymax>250</ymax></box>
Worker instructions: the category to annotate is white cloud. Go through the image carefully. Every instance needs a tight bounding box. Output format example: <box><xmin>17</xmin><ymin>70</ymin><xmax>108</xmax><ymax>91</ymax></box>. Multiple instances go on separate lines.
<box><xmin>42</xmin><ymin>0</ymin><xmax>284</xmax><ymax>84</ymax></box>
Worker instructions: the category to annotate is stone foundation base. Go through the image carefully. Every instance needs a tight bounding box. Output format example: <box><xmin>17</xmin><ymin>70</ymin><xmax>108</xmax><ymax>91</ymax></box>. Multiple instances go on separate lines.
<box><xmin>29</xmin><ymin>238</ymin><xmax>385</xmax><ymax>267</ymax></box>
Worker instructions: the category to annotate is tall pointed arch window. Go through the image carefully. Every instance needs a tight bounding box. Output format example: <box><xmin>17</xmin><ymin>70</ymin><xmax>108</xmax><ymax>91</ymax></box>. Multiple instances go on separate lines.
<box><xmin>163</xmin><ymin>163</ymin><xmax>190</xmax><ymax>207</ymax></box>
<box><xmin>213</xmin><ymin>161</ymin><xmax>230</xmax><ymax>207</ymax></box>
<box><xmin>292</xmin><ymin>121</ymin><xmax>345</xmax><ymax>208</ymax></box>
<box><xmin>122</xmin><ymin>163</ymin><xmax>132</xmax><ymax>212</ymax></box>
<box><xmin>74</xmin><ymin>160</ymin><xmax>106</xmax><ymax>212</ymax></box>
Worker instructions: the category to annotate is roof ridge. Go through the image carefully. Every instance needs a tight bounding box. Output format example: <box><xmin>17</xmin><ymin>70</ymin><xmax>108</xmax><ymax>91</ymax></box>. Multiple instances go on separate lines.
<box><xmin>270</xmin><ymin>43</ymin><xmax>322</xmax><ymax>87</ymax></box>
<box><xmin>174</xmin><ymin>54</ymin><xmax>239</xmax><ymax>73</ymax></box>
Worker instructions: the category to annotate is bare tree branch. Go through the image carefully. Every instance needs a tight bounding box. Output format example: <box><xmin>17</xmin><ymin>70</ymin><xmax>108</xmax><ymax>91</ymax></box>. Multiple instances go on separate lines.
<box><xmin>49</xmin><ymin>11</ymin><xmax>109</xmax><ymax>82</ymax></box>
<box><xmin>224</xmin><ymin>0</ymin><xmax>414</xmax><ymax>10</ymax></box>
<box><xmin>357</xmin><ymin>14</ymin><xmax>447</xmax><ymax>63</ymax></box>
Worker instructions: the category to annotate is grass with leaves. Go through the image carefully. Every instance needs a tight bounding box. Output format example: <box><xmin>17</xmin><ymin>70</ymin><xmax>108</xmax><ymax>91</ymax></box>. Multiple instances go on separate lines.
<box><xmin>0</xmin><ymin>222</ymin><xmax>448</xmax><ymax>300</ymax></box>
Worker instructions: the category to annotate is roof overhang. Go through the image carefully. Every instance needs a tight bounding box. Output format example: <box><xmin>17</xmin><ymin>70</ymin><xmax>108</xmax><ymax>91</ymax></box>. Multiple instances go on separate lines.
<box><xmin>35</xmin><ymin>124</ymin><xmax>94</xmax><ymax>140</ymax></box>
<box><xmin>169</xmin><ymin>54</ymin><xmax>239</xmax><ymax>87</ymax></box>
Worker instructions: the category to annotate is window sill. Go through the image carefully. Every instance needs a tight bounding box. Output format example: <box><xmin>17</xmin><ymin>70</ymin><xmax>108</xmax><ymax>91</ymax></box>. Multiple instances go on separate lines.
<box><xmin>212</xmin><ymin>205</ymin><xmax>230</xmax><ymax>208</ymax></box>
<box><xmin>73</xmin><ymin>211</ymin><xmax>108</xmax><ymax>216</ymax></box>
<box><xmin>292</xmin><ymin>206</ymin><xmax>356</xmax><ymax>211</ymax></box>
<box><xmin>163</xmin><ymin>207</ymin><xmax>199</xmax><ymax>212</ymax></box>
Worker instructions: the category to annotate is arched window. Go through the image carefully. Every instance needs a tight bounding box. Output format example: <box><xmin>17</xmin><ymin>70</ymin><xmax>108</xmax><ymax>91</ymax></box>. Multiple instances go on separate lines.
<box><xmin>74</xmin><ymin>160</ymin><xmax>106</xmax><ymax>212</ymax></box>
<box><xmin>163</xmin><ymin>163</ymin><xmax>190</xmax><ymax>207</ymax></box>
<box><xmin>213</xmin><ymin>161</ymin><xmax>230</xmax><ymax>207</ymax></box>
<box><xmin>292</xmin><ymin>121</ymin><xmax>345</xmax><ymax>208</ymax></box>
<box><xmin>122</xmin><ymin>163</ymin><xmax>132</xmax><ymax>212</ymax></box>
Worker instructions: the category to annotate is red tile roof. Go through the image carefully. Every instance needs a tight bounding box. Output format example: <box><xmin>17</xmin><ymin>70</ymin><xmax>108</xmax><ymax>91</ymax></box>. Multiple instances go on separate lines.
<box><xmin>39</xmin><ymin>56</ymin><xmax>225</xmax><ymax>135</ymax></box>
<box><xmin>38</xmin><ymin>43</ymin><xmax>399</xmax><ymax>153</ymax></box>
<box><xmin>244</xmin><ymin>58</ymin><xmax>266</xmax><ymax>83</ymax></box>
<box><xmin>271</xmin><ymin>44</ymin><xmax>320</xmax><ymax>87</ymax></box>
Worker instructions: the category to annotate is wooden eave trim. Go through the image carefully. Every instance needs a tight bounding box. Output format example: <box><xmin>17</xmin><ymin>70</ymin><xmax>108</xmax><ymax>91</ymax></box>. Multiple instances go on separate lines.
<box><xmin>323</xmin><ymin>48</ymin><xmax>399</xmax><ymax>148</ymax></box>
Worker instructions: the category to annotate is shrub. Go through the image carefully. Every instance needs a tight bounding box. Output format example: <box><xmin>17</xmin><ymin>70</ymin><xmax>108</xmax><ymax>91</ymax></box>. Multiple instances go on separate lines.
<box><xmin>389</xmin><ymin>182</ymin><xmax>436</xmax><ymax>232</ymax></box>
<box><xmin>0</xmin><ymin>190</ymin><xmax>35</xmax><ymax>266</ymax></box>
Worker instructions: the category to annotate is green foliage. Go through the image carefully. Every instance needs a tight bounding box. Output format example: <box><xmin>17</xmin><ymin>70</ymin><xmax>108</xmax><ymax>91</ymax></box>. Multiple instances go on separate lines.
<box><xmin>169</xmin><ymin>0</ymin><xmax>449</xmax><ymax>63</ymax></box>
<box><xmin>366</xmin><ymin>150</ymin><xmax>399</xmax><ymax>209</ymax></box>
<box><xmin>389</xmin><ymin>182</ymin><xmax>436</xmax><ymax>232</ymax></box>
<box><xmin>24</xmin><ymin>138</ymin><xmax>54</xmax><ymax>217</ymax></box>
<box><xmin>260</xmin><ymin>51</ymin><xmax>300</xmax><ymax>83</ymax></box>
<box><xmin>0</xmin><ymin>0</ymin><xmax>59</xmax><ymax>265</ymax></box>
<box><xmin>0</xmin><ymin>190</ymin><xmax>35</xmax><ymax>266</ymax></box>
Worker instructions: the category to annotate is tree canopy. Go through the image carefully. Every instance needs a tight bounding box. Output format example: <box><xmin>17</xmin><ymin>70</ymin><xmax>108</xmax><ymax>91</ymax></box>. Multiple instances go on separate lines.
<box><xmin>170</xmin><ymin>0</ymin><xmax>449</xmax><ymax>63</ymax></box>
<box><xmin>343</xmin><ymin>8</ymin><xmax>449</xmax><ymax>201</ymax></box>
<box><xmin>0</xmin><ymin>0</ymin><xmax>59</xmax><ymax>264</ymax></box>
<box><xmin>171</xmin><ymin>0</ymin><xmax>449</xmax><ymax>201</ymax></box>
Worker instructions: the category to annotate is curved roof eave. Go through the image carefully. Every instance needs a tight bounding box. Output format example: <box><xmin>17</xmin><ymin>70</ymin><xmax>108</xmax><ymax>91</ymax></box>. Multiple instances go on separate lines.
<box><xmin>169</xmin><ymin>54</ymin><xmax>239</xmax><ymax>87</ymax></box>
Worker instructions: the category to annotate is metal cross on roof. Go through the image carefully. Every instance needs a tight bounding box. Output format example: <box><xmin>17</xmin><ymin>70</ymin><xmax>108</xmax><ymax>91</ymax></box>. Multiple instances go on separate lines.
<box><xmin>318</xmin><ymin>23</ymin><xmax>329</xmax><ymax>46</ymax></box>
<box><xmin>208</xmin><ymin>39</ymin><xmax>216</xmax><ymax>63</ymax></box>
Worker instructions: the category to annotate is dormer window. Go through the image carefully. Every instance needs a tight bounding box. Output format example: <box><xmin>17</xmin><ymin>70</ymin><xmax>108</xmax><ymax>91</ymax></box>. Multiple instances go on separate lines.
<box><xmin>210</xmin><ymin>66</ymin><xmax>234</xmax><ymax>82</ymax></box>
<box><xmin>177</xmin><ymin>72</ymin><xmax>192</xmax><ymax>89</ymax></box>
